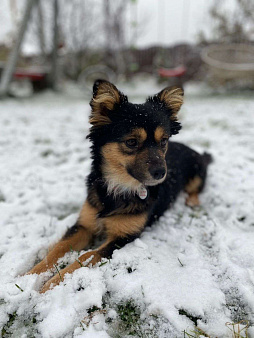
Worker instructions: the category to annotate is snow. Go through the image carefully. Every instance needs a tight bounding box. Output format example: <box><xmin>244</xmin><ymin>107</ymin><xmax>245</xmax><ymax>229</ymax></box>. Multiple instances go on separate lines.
<box><xmin>0</xmin><ymin>83</ymin><xmax>254</xmax><ymax>337</ymax></box>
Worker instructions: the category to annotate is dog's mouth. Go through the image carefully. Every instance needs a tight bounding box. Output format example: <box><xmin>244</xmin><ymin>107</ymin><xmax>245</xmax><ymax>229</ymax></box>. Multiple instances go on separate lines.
<box><xmin>127</xmin><ymin>168</ymin><xmax>167</xmax><ymax>187</ymax></box>
<box><xmin>143</xmin><ymin>176</ymin><xmax>167</xmax><ymax>186</ymax></box>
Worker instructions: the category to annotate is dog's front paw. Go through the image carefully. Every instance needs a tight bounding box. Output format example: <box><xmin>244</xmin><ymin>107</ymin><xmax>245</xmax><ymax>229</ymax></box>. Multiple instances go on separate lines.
<box><xmin>40</xmin><ymin>274</ymin><xmax>62</xmax><ymax>293</ymax></box>
<box><xmin>40</xmin><ymin>264</ymin><xmax>75</xmax><ymax>293</ymax></box>
<box><xmin>27</xmin><ymin>260</ymin><xmax>49</xmax><ymax>275</ymax></box>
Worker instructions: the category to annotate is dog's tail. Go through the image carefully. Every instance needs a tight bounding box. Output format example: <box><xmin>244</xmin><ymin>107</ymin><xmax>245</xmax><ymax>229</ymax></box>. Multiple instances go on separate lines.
<box><xmin>202</xmin><ymin>152</ymin><xmax>213</xmax><ymax>167</ymax></box>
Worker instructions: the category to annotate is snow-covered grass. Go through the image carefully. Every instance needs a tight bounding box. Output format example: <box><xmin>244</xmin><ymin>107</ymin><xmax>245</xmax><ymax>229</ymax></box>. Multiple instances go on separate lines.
<box><xmin>0</xmin><ymin>83</ymin><xmax>254</xmax><ymax>338</ymax></box>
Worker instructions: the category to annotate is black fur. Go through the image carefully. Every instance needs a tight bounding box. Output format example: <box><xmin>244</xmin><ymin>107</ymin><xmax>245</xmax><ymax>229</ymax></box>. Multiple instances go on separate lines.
<box><xmin>63</xmin><ymin>223</ymin><xmax>83</xmax><ymax>239</ymax></box>
<box><xmin>99</xmin><ymin>233</ymin><xmax>141</xmax><ymax>258</ymax></box>
<box><xmin>86</xmin><ymin>141</ymin><xmax>211</xmax><ymax>226</ymax></box>
<box><xmin>146</xmin><ymin>142</ymin><xmax>212</xmax><ymax>227</ymax></box>
<box><xmin>28</xmin><ymin>82</ymin><xmax>213</xmax><ymax>284</ymax></box>
<box><xmin>85</xmin><ymin>80</ymin><xmax>212</xmax><ymax>256</ymax></box>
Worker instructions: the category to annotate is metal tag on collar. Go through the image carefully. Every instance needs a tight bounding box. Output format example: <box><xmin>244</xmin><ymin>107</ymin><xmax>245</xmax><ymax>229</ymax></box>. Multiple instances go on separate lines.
<box><xmin>138</xmin><ymin>186</ymin><xmax>147</xmax><ymax>200</ymax></box>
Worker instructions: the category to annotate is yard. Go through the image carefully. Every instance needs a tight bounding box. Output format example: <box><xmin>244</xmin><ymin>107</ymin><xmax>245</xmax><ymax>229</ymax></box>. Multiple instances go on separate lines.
<box><xmin>0</xmin><ymin>82</ymin><xmax>254</xmax><ymax>337</ymax></box>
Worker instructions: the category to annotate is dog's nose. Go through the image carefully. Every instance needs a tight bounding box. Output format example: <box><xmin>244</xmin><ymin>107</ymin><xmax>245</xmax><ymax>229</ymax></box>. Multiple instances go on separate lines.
<box><xmin>150</xmin><ymin>167</ymin><xmax>166</xmax><ymax>180</ymax></box>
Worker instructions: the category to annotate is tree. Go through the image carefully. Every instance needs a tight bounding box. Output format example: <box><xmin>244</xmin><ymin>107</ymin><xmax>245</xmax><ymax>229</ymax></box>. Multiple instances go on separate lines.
<box><xmin>200</xmin><ymin>0</ymin><xmax>254</xmax><ymax>43</ymax></box>
<box><xmin>103</xmin><ymin>0</ymin><xmax>128</xmax><ymax>74</ymax></box>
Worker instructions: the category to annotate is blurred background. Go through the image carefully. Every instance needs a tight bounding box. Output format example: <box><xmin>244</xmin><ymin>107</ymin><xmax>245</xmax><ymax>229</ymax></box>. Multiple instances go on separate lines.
<box><xmin>0</xmin><ymin>0</ymin><xmax>254</xmax><ymax>98</ymax></box>
<box><xmin>1</xmin><ymin>3</ymin><xmax>254</xmax><ymax>337</ymax></box>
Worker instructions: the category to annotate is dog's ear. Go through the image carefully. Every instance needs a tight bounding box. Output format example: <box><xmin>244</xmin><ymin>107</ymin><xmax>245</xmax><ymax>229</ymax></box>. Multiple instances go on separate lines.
<box><xmin>89</xmin><ymin>79</ymin><xmax>127</xmax><ymax>128</ymax></box>
<box><xmin>147</xmin><ymin>86</ymin><xmax>183</xmax><ymax>135</ymax></box>
<box><xmin>147</xmin><ymin>86</ymin><xmax>184</xmax><ymax>120</ymax></box>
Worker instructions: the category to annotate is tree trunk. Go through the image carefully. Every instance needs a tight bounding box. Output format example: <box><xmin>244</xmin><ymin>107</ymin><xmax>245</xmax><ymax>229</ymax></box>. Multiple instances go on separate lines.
<box><xmin>0</xmin><ymin>0</ymin><xmax>37</xmax><ymax>97</ymax></box>
<box><xmin>50</xmin><ymin>0</ymin><xmax>59</xmax><ymax>90</ymax></box>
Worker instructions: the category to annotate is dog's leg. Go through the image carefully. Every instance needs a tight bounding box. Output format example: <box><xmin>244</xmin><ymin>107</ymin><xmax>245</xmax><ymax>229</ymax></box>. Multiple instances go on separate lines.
<box><xmin>185</xmin><ymin>176</ymin><xmax>202</xmax><ymax>207</ymax></box>
<box><xmin>27</xmin><ymin>201</ymin><xmax>98</xmax><ymax>275</ymax></box>
<box><xmin>40</xmin><ymin>212</ymin><xmax>147</xmax><ymax>293</ymax></box>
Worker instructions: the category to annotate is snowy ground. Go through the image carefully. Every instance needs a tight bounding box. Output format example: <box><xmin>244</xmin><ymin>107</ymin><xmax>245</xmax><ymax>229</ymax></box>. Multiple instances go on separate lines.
<box><xmin>0</xmin><ymin>82</ymin><xmax>254</xmax><ymax>338</ymax></box>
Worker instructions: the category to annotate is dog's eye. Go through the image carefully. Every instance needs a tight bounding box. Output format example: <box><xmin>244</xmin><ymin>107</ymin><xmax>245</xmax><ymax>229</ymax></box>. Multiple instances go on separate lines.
<box><xmin>160</xmin><ymin>138</ymin><xmax>168</xmax><ymax>147</ymax></box>
<box><xmin>125</xmin><ymin>139</ymin><xmax>138</xmax><ymax>148</ymax></box>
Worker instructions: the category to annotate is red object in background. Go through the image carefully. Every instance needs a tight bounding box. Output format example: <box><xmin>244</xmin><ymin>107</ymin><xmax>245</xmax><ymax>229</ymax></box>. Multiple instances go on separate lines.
<box><xmin>158</xmin><ymin>65</ymin><xmax>186</xmax><ymax>78</ymax></box>
<box><xmin>13</xmin><ymin>68</ymin><xmax>47</xmax><ymax>81</ymax></box>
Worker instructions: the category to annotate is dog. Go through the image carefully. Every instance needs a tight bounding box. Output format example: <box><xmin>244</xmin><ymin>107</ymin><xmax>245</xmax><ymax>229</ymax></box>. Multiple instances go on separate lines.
<box><xmin>28</xmin><ymin>80</ymin><xmax>212</xmax><ymax>293</ymax></box>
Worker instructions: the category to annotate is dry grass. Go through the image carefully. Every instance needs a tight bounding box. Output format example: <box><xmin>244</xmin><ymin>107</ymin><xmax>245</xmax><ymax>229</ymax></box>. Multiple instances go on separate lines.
<box><xmin>226</xmin><ymin>320</ymin><xmax>249</xmax><ymax>338</ymax></box>
<box><xmin>183</xmin><ymin>320</ymin><xmax>249</xmax><ymax>338</ymax></box>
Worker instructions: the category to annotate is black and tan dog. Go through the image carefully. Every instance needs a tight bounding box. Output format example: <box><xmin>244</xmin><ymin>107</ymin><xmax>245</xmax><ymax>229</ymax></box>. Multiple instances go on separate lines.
<box><xmin>28</xmin><ymin>80</ymin><xmax>212</xmax><ymax>292</ymax></box>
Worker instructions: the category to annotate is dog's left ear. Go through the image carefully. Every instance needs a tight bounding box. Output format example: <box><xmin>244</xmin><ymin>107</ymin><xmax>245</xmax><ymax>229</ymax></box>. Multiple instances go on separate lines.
<box><xmin>147</xmin><ymin>86</ymin><xmax>184</xmax><ymax>120</ymax></box>
<box><xmin>89</xmin><ymin>79</ymin><xmax>127</xmax><ymax>128</ymax></box>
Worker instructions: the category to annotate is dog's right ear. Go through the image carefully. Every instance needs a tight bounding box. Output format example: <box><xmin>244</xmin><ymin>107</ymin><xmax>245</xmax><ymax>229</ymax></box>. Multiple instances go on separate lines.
<box><xmin>147</xmin><ymin>86</ymin><xmax>184</xmax><ymax>119</ymax></box>
<box><xmin>89</xmin><ymin>79</ymin><xmax>127</xmax><ymax>128</ymax></box>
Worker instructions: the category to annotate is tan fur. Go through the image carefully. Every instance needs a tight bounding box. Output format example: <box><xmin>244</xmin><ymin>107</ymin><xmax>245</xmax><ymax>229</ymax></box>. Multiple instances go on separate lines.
<box><xmin>28</xmin><ymin>82</ymin><xmax>190</xmax><ymax>293</ymax></box>
<box><xmin>185</xmin><ymin>176</ymin><xmax>202</xmax><ymax>207</ymax></box>
<box><xmin>154</xmin><ymin>126</ymin><xmax>166</xmax><ymax>143</ymax></box>
<box><xmin>186</xmin><ymin>193</ymin><xmax>200</xmax><ymax>207</ymax></box>
<box><xmin>41</xmin><ymin>249</ymin><xmax>102</xmax><ymax>293</ymax></box>
<box><xmin>138</xmin><ymin>128</ymin><xmax>147</xmax><ymax>142</ymax></box>
<box><xmin>159</xmin><ymin>87</ymin><xmax>184</xmax><ymax>120</ymax></box>
<box><xmin>31</xmin><ymin>197</ymin><xmax>147</xmax><ymax>292</ymax></box>
<box><xmin>133</xmin><ymin>147</ymin><xmax>167</xmax><ymax>184</ymax></box>
<box><xmin>132</xmin><ymin>148</ymin><xmax>150</xmax><ymax>177</ymax></box>
<box><xmin>122</xmin><ymin>128</ymin><xmax>147</xmax><ymax>152</ymax></box>
<box><xmin>185</xmin><ymin>176</ymin><xmax>202</xmax><ymax>194</ymax></box>
<box><xmin>104</xmin><ymin>213</ymin><xmax>147</xmax><ymax>238</ymax></box>
<box><xmin>102</xmin><ymin>141</ymin><xmax>167</xmax><ymax>192</ymax></box>
<box><xmin>78</xmin><ymin>200</ymin><xmax>99</xmax><ymax>230</ymax></box>
<box><xmin>102</xmin><ymin>143</ymin><xmax>141</xmax><ymax>194</ymax></box>
<box><xmin>40</xmin><ymin>212</ymin><xmax>147</xmax><ymax>293</ymax></box>
<box><xmin>90</xmin><ymin>82</ymin><xmax>120</xmax><ymax>127</ymax></box>
<box><xmin>28</xmin><ymin>201</ymin><xmax>98</xmax><ymax>275</ymax></box>
<box><xmin>28</xmin><ymin>226</ymin><xmax>91</xmax><ymax>275</ymax></box>
<box><xmin>126</xmin><ymin>127</ymin><xmax>147</xmax><ymax>143</ymax></box>
<box><xmin>89</xmin><ymin>114</ymin><xmax>111</xmax><ymax>127</ymax></box>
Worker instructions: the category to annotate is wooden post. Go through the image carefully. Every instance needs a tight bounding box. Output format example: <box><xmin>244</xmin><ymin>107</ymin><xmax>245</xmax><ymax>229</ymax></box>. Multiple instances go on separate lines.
<box><xmin>51</xmin><ymin>0</ymin><xmax>59</xmax><ymax>90</ymax></box>
<box><xmin>37</xmin><ymin>0</ymin><xmax>46</xmax><ymax>58</ymax></box>
<box><xmin>0</xmin><ymin>0</ymin><xmax>37</xmax><ymax>97</ymax></box>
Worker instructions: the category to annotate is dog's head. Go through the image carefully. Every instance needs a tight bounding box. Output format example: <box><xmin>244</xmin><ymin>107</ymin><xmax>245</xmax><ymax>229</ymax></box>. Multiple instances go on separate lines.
<box><xmin>88</xmin><ymin>80</ymin><xmax>183</xmax><ymax>196</ymax></box>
